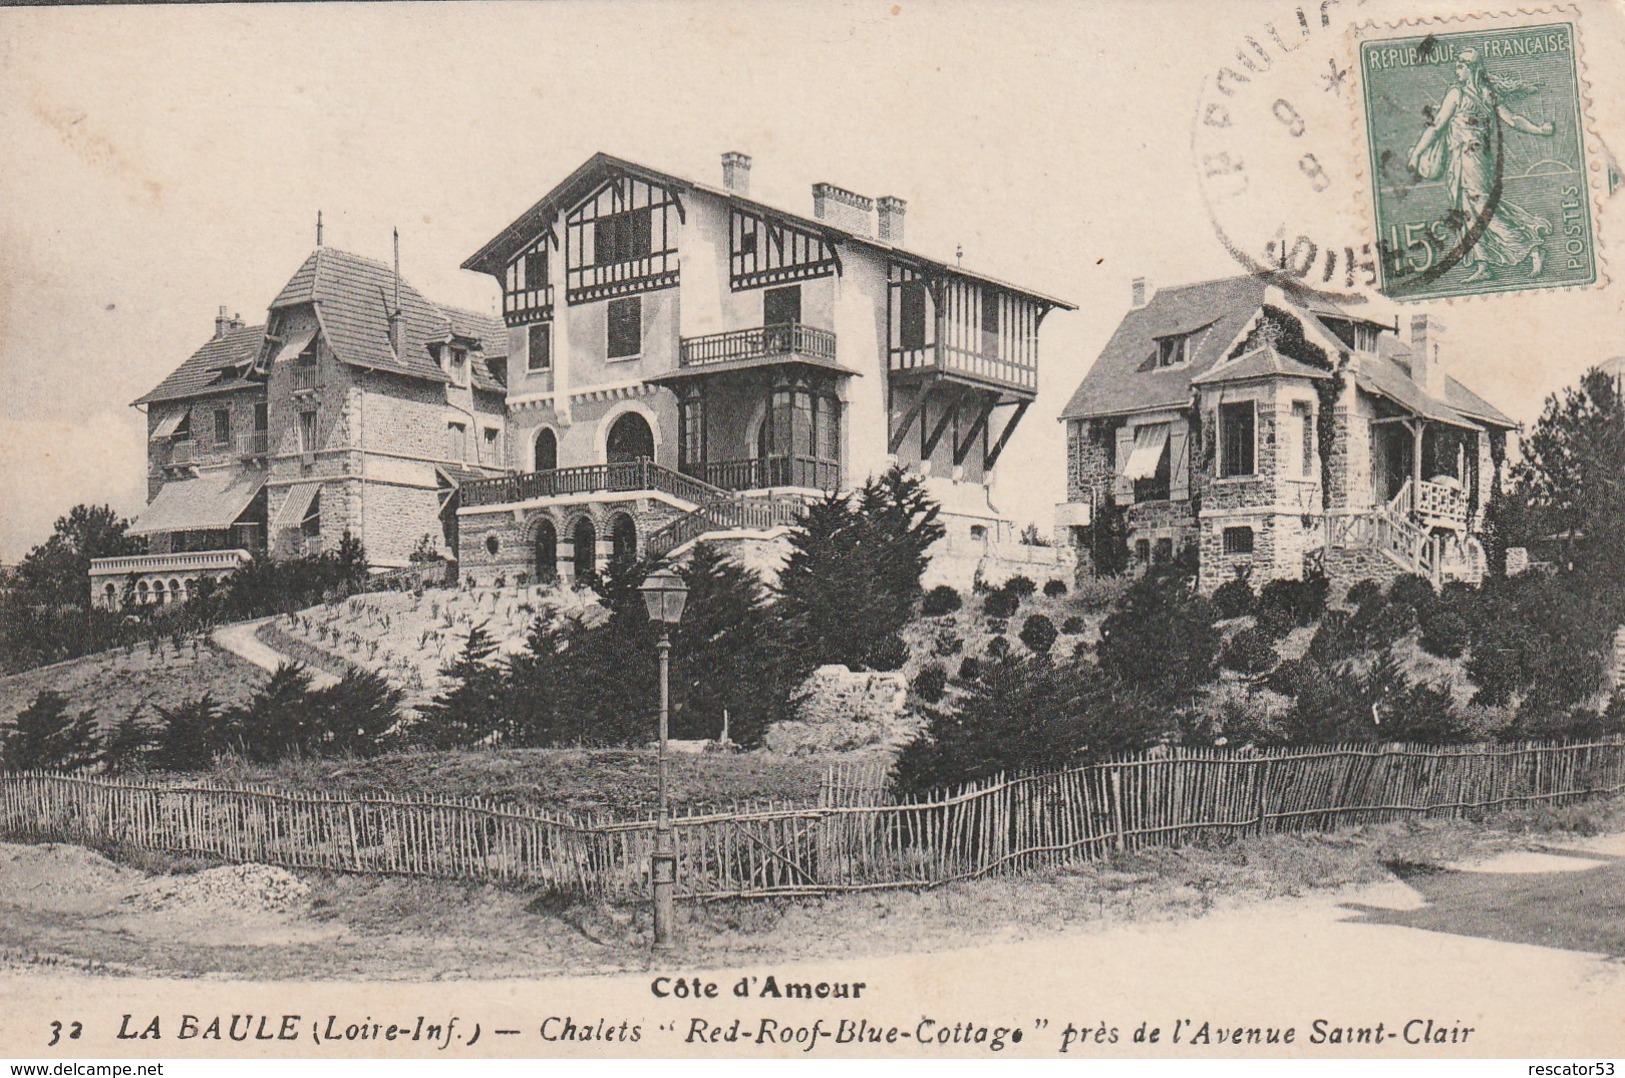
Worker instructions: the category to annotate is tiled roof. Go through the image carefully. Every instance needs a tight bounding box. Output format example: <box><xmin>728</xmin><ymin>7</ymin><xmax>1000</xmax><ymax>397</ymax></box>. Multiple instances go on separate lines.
<box><xmin>1060</xmin><ymin>275</ymin><xmax>1514</xmax><ymax>430</ymax></box>
<box><xmin>134</xmin><ymin>324</ymin><xmax>266</xmax><ymax>406</ymax></box>
<box><xmin>1191</xmin><ymin>345</ymin><xmax>1332</xmax><ymax>386</ymax></box>
<box><xmin>1060</xmin><ymin>276</ymin><xmax>1282</xmax><ymax>418</ymax></box>
<box><xmin>461</xmin><ymin>152</ymin><xmax>1076</xmax><ymax>310</ymax></box>
<box><xmin>269</xmin><ymin>247</ymin><xmax>507</xmax><ymax>387</ymax></box>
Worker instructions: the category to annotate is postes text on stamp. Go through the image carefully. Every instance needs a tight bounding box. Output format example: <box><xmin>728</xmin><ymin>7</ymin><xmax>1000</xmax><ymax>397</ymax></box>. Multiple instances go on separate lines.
<box><xmin>1355</xmin><ymin>14</ymin><xmax>1597</xmax><ymax>301</ymax></box>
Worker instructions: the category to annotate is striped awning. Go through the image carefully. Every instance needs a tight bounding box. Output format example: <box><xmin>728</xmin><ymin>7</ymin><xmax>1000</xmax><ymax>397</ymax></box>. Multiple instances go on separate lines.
<box><xmin>271</xmin><ymin>482</ymin><xmax>321</xmax><ymax>533</ymax></box>
<box><xmin>130</xmin><ymin>471</ymin><xmax>264</xmax><ymax>536</ymax></box>
<box><xmin>149</xmin><ymin>408</ymin><xmax>188</xmax><ymax>441</ymax></box>
<box><xmin>1122</xmin><ymin>422</ymin><xmax>1170</xmax><ymax>481</ymax></box>
<box><xmin>272</xmin><ymin>327</ymin><xmax>318</xmax><ymax>367</ymax></box>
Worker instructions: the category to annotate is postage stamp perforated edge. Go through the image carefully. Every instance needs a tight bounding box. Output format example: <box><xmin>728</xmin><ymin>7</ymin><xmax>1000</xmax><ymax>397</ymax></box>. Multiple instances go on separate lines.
<box><xmin>1343</xmin><ymin>5</ymin><xmax>1610</xmax><ymax>304</ymax></box>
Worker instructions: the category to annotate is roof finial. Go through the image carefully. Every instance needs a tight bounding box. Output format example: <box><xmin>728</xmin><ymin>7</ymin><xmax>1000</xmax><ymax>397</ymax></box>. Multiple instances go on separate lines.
<box><xmin>316</xmin><ymin>209</ymin><xmax>323</xmax><ymax>247</ymax></box>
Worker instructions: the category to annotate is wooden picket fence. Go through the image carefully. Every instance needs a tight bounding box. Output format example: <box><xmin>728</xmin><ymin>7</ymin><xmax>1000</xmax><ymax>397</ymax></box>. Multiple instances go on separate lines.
<box><xmin>2</xmin><ymin>738</ymin><xmax>1622</xmax><ymax>902</ymax></box>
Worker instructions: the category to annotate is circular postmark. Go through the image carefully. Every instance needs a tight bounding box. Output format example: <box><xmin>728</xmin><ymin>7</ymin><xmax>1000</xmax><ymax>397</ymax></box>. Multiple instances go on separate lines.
<box><xmin>1193</xmin><ymin>3</ymin><xmax>1380</xmax><ymax>305</ymax></box>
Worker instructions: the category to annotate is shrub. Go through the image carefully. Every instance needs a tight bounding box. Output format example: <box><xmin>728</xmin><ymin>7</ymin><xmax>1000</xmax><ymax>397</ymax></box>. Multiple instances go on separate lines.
<box><xmin>151</xmin><ymin>693</ymin><xmax>229</xmax><ymax>772</ymax></box>
<box><xmin>912</xmin><ymin>662</ymin><xmax>948</xmax><ymax>703</ymax></box>
<box><xmin>1257</xmin><ymin>570</ymin><xmax>1329</xmax><ymax>627</ymax></box>
<box><xmin>983</xmin><ymin>589</ymin><xmax>1020</xmax><ymax>619</ymax></box>
<box><xmin>1062</xmin><ymin>616</ymin><xmax>1085</xmax><ymax>634</ymax></box>
<box><xmin>1384</xmin><ymin>680</ymin><xmax>1472</xmax><ymax>743</ymax></box>
<box><xmin>1221</xmin><ymin>627</ymin><xmax>1277</xmax><ymax>675</ymax></box>
<box><xmin>1307</xmin><ymin>610</ymin><xmax>1360</xmax><ymax>664</ymax></box>
<box><xmin>1211</xmin><ymin>572</ymin><xmax>1255</xmax><ymax>619</ymax></box>
<box><xmin>932</xmin><ymin>631</ymin><xmax>963</xmax><ymax>657</ymax></box>
<box><xmin>921</xmin><ymin>585</ymin><xmax>963</xmax><ymax>617</ymax></box>
<box><xmin>1019</xmin><ymin>614</ymin><xmax>1059</xmax><ymax>655</ymax></box>
<box><xmin>1042</xmin><ymin>579</ymin><xmax>1068</xmax><ymax>598</ymax></box>
<box><xmin>863</xmin><ymin>633</ymin><xmax>911</xmax><ymax>672</ymax></box>
<box><xmin>957</xmin><ymin>656</ymin><xmax>984</xmax><ymax>681</ymax></box>
<box><xmin>893</xmin><ymin>655</ymin><xmax>1165</xmax><ymax>795</ymax></box>
<box><xmin>1</xmin><ymin>690</ymin><xmax>100</xmax><ymax>773</ymax></box>
<box><xmin>1387</xmin><ymin>573</ymin><xmax>1437</xmax><ymax>618</ymax></box>
<box><xmin>1003</xmin><ymin>575</ymin><xmax>1038</xmax><ymax>598</ymax></box>
<box><xmin>1097</xmin><ymin>566</ymin><xmax>1221</xmax><ymax>694</ymax></box>
<box><xmin>99</xmin><ymin>704</ymin><xmax>156</xmax><ymax>774</ymax></box>
<box><xmin>1418</xmin><ymin>608</ymin><xmax>1470</xmax><ymax>659</ymax></box>
<box><xmin>1344</xmin><ymin>579</ymin><xmax>1384</xmax><ymax>608</ymax></box>
<box><xmin>985</xmin><ymin>636</ymin><xmax>1011</xmax><ymax>660</ymax></box>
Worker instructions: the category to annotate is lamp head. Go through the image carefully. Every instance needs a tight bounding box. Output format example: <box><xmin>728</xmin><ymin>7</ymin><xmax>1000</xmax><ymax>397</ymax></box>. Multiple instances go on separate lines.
<box><xmin>639</xmin><ymin>567</ymin><xmax>689</xmax><ymax>625</ymax></box>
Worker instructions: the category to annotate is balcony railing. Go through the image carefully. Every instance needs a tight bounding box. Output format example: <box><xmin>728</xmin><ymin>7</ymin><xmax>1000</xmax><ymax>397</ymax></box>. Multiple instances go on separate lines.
<box><xmin>238</xmin><ymin>430</ymin><xmax>269</xmax><ymax>458</ymax></box>
<box><xmin>1415</xmin><ymin>477</ymin><xmax>1468</xmax><ymax>531</ymax></box>
<box><xmin>460</xmin><ymin>459</ymin><xmax>727</xmax><ymax>510</ymax></box>
<box><xmin>689</xmin><ymin>455</ymin><xmax>841</xmax><ymax>492</ymax></box>
<box><xmin>503</xmin><ymin>283</ymin><xmax>555</xmax><ymax>324</ymax></box>
<box><xmin>168</xmin><ymin>439</ymin><xmax>197</xmax><ymax>465</ymax></box>
<box><xmin>679</xmin><ymin>324</ymin><xmax>837</xmax><ymax>368</ymax></box>
<box><xmin>290</xmin><ymin>365</ymin><xmax>320</xmax><ymax>392</ymax></box>
<box><xmin>88</xmin><ymin>549</ymin><xmax>253</xmax><ymax>577</ymax></box>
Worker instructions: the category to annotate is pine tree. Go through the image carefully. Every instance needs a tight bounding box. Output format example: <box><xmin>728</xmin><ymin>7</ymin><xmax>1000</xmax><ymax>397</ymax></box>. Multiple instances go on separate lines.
<box><xmin>312</xmin><ymin>669</ymin><xmax>404</xmax><ymax>757</ymax></box>
<box><xmin>1</xmin><ymin>690</ymin><xmax>101</xmax><ymax>772</ymax></box>
<box><xmin>412</xmin><ymin>625</ymin><xmax>507</xmax><ymax>749</ymax></box>
<box><xmin>229</xmin><ymin>663</ymin><xmax>320</xmax><ymax>762</ymax></box>
<box><xmin>100</xmin><ymin>702</ymin><xmax>156</xmax><ymax>774</ymax></box>
<box><xmin>672</xmin><ymin>543</ymin><xmax>782</xmax><ymax>745</ymax></box>
<box><xmin>151</xmin><ymin>693</ymin><xmax>228</xmax><ymax>772</ymax></box>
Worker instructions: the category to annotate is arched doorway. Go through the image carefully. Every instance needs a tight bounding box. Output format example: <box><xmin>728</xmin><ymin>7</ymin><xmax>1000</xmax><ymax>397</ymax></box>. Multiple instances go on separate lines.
<box><xmin>534</xmin><ymin>427</ymin><xmax>558</xmax><ymax>471</ymax></box>
<box><xmin>606</xmin><ymin>411</ymin><xmax>655</xmax><ymax>464</ymax></box>
<box><xmin>609</xmin><ymin>512</ymin><xmax>637</xmax><ymax>570</ymax></box>
<box><xmin>534</xmin><ymin>519</ymin><xmax>558</xmax><ymax>583</ymax></box>
<box><xmin>102</xmin><ymin>582</ymin><xmax>117</xmax><ymax>609</ymax></box>
<box><xmin>571</xmin><ymin>517</ymin><xmax>597</xmax><ymax>580</ymax></box>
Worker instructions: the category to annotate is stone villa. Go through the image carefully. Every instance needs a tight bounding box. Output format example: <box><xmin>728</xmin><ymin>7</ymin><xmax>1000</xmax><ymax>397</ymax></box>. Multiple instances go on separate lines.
<box><xmin>1057</xmin><ymin>276</ymin><xmax>1518</xmax><ymax>593</ymax></box>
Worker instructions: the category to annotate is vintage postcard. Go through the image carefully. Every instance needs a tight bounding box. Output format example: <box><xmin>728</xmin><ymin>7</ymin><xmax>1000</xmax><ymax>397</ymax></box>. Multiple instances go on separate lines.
<box><xmin>1</xmin><ymin>0</ymin><xmax>1623</xmax><ymax>1067</ymax></box>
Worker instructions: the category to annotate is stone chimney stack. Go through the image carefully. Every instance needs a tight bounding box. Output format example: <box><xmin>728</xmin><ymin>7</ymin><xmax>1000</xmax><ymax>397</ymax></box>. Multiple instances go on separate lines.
<box><xmin>1131</xmin><ymin>277</ymin><xmax>1148</xmax><ymax>308</ymax></box>
<box><xmin>215</xmin><ymin>305</ymin><xmax>233</xmax><ymax>339</ymax></box>
<box><xmin>876</xmin><ymin>196</ymin><xmax>906</xmax><ymax>245</ymax></box>
<box><xmin>811</xmin><ymin>182</ymin><xmax>873</xmax><ymax>237</ymax></box>
<box><xmin>721</xmin><ymin>151</ymin><xmax>751</xmax><ymax>195</ymax></box>
<box><xmin>1409</xmin><ymin>313</ymin><xmax>1446</xmax><ymax>397</ymax></box>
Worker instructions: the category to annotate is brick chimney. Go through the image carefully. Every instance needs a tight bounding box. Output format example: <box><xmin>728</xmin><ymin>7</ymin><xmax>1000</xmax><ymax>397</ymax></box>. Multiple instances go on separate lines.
<box><xmin>1409</xmin><ymin>313</ymin><xmax>1446</xmax><ymax>397</ymax></box>
<box><xmin>1131</xmin><ymin>277</ymin><xmax>1148</xmax><ymax>308</ymax></box>
<box><xmin>721</xmin><ymin>151</ymin><xmax>751</xmax><ymax>195</ymax></box>
<box><xmin>876</xmin><ymin>196</ymin><xmax>906</xmax><ymax>245</ymax></box>
<box><xmin>812</xmin><ymin>182</ymin><xmax>873</xmax><ymax>236</ymax></box>
<box><xmin>214</xmin><ymin>305</ymin><xmax>234</xmax><ymax>339</ymax></box>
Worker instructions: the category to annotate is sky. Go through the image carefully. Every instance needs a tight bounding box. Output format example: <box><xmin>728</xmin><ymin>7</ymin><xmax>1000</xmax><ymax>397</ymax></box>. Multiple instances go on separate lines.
<box><xmin>2</xmin><ymin>0</ymin><xmax>1622</xmax><ymax>563</ymax></box>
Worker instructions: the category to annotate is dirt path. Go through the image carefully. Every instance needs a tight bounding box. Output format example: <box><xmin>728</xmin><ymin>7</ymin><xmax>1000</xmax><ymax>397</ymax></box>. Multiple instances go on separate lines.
<box><xmin>0</xmin><ymin>834</ymin><xmax>1620</xmax><ymax>1056</ymax></box>
<box><xmin>212</xmin><ymin>619</ymin><xmax>338</xmax><ymax>689</ymax></box>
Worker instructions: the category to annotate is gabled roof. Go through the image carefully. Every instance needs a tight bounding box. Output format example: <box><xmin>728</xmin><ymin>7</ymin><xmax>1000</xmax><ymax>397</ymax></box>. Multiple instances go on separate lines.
<box><xmin>134</xmin><ymin>324</ymin><xmax>267</xmax><ymax>407</ymax></box>
<box><xmin>1191</xmin><ymin>344</ymin><xmax>1331</xmax><ymax>386</ymax></box>
<box><xmin>461</xmin><ymin>151</ymin><xmax>1076</xmax><ymax>310</ymax></box>
<box><xmin>1060</xmin><ymin>274</ymin><xmax>1515</xmax><ymax>430</ymax></box>
<box><xmin>269</xmin><ymin>247</ymin><xmax>508</xmax><ymax>387</ymax></box>
<box><xmin>1060</xmin><ymin>276</ymin><xmax>1283</xmax><ymax>419</ymax></box>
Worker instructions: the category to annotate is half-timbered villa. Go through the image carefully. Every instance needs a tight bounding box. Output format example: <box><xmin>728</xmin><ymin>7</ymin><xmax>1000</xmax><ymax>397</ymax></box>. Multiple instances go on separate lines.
<box><xmin>455</xmin><ymin>151</ymin><xmax>1075</xmax><ymax>586</ymax></box>
<box><xmin>91</xmin><ymin>246</ymin><xmax>510</xmax><ymax>607</ymax></box>
<box><xmin>1057</xmin><ymin>276</ymin><xmax>1518</xmax><ymax>593</ymax></box>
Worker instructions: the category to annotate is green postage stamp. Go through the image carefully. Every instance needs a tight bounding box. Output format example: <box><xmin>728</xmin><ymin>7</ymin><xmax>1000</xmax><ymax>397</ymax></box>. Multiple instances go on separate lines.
<box><xmin>1353</xmin><ymin>11</ymin><xmax>1598</xmax><ymax>301</ymax></box>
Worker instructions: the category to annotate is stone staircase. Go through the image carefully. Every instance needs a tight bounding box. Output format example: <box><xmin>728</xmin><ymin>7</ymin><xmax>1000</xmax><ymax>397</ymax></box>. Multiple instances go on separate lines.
<box><xmin>644</xmin><ymin>491</ymin><xmax>806</xmax><ymax>560</ymax></box>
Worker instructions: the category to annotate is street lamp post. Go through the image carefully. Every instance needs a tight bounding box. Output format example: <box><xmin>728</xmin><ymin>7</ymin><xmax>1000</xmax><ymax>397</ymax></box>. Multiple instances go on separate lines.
<box><xmin>639</xmin><ymin>567</ymin><xmax>688</xmax><ymax>951</ymax></box>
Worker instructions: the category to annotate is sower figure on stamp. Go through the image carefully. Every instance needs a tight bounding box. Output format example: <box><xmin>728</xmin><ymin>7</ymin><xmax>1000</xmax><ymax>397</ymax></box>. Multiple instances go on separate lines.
<box><xmin>1407</xmin><ymin>46</ymin><xmax>1556</xmax><ymax>283</ymax></box>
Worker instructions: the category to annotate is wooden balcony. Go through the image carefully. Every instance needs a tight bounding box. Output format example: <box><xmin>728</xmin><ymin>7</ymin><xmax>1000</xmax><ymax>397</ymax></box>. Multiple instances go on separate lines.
<box><xmin>459</xmin><ymin>459</ymin><xmax>725</xmax><ymax>510</ymax></box>
<box><xmin>290</xmin><ymin>365</ymin><xmax>320</xmax><ymax>393</ymax></box>
<box><xmin>238</xmin><ymin>430</ymin><xmax>269</xmax><ymax>458</ymax></box>
<box><xmin>503</xmin><ymin>283</ymin><xmax>555</xmax><ymax>325</ymax></box>
<box><xmin>679</xmin><ymin>324</ymin><xmax>837</xmax><ymax>369</ymax></box>
<box><xmin>689</xmin><ymin>455</ymin><xmax>840</xmax><ymax>492</ymax></box>
<box><xmin>1415</xmin><ymin>477</ymin><xmax>1468</xmax><ymax>531</ymax></box>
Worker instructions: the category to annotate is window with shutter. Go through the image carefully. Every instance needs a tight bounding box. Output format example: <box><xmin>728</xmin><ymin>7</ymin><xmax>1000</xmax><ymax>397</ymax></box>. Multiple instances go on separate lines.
<box><xmin>1112</xmin><ymin>425</ymin><xmax>1135</xmax><ymax>503</ymax></box>
<box><xmin>1168</xmin><ymin>419</ymin><xmax>1190</xmax><ymax>501</ymax></box>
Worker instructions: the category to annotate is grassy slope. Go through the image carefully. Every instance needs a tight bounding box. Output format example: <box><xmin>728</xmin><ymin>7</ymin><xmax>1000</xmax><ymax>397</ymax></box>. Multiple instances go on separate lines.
<box><xmin>0</xmin><ymin>641</ymin><xmax>267</xmax><ymax>730</ymax></box>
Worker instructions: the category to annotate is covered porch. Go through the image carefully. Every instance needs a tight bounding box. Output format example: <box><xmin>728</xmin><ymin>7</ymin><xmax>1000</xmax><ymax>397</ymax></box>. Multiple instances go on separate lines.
<box><xmin>1368</xmin><ymin>412</ymin><xmax>1480</xmax><ymax>532</ymax></box>
<box><xmin>654</xmin><ymin>324</ymin><xmax>851</xmax><ymax>495</ymax></box>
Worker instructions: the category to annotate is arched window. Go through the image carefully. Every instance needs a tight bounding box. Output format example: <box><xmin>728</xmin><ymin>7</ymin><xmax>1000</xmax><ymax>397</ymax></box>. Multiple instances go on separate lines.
<box><xmin>153</xmin><ymin>579</ymin><xmax>167</xmax><ymax>605</ymax></box>
<box><xmin>534</xmin><ymin>427</ymin><xmax>558</xmax><ymax>472</ymax></box>
<box><xmin>169</xmin><ymin>578</ymin><xmax>184</xmax><ymax>603</ymax></box>
<box><xmin>609</xmin><ymin>512</ymin><xmax>637</xmax><ymax>570</ymax></box>
<box><xmin>103</xmin><ymin>582</ymin><xmax>117</xmax><ymax>608</ymax></box>
<box><xmin>571</xmin><ymin>517</ymin><xmax>597</xmax><ymax>579</ymax></box>
<box><xmin>606</xmin><ymin>411</ymin><xmax>655</xmax><ymax>464</ymax></box>
<box><xmin>137</xmin><ymin>580</ymin><xmax>150</xmax><ymax>604</ymax></box>
<box><xmin>534</xmin><ymin>519</ymin><xmax>558</xmax><ymax>583</ymax></box>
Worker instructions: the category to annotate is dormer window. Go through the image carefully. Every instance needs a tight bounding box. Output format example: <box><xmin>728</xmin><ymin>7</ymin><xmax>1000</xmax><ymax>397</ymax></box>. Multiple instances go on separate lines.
<box><xmin>1156</xmin><ymin>333</ymin><xmax>1191</xmax><ymax>368</ymax></box>
<box><xmin>449</xmin><ymin>347</ymin><xmax>468</xmax><ymax>387</ymax></box>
